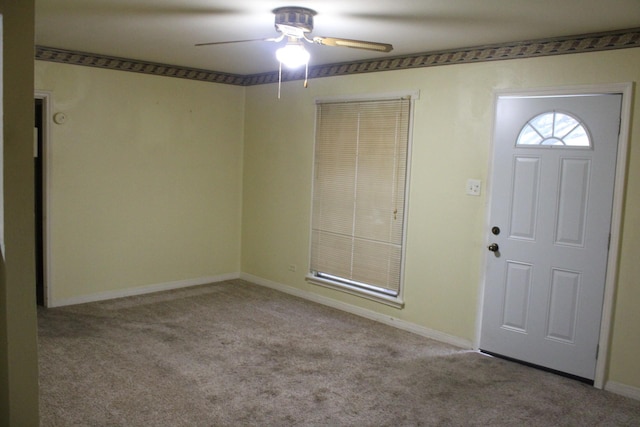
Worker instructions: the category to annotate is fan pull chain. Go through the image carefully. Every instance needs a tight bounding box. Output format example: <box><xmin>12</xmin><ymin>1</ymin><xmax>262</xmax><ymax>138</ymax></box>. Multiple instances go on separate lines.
<box><xmin>277</xmin><ymin>60</ymin><xmax>309</xmax><ymax>98</ymax></box>
<box><xmin>278</xmin><ymin>61</ymin><xmax>282</xmax><ymax>99</ymax></box>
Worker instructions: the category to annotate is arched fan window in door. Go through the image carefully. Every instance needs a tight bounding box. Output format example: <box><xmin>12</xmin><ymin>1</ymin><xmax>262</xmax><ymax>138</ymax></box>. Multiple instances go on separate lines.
<box><xmin>516</xmin><ymin>111</ymin><xmax>591</xmax><ymax>147</ymax></box>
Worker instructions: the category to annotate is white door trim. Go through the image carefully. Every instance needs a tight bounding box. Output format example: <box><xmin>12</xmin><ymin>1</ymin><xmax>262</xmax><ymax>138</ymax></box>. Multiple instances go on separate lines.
<box><xmin>475</xmin><ymin>82</ymin><xmax>633</xmax><ymax>389</ymax></box>
<box><xmin>34</xmin><ymin>90</ymin><xmax>53</xmax><ymax>308</ymax></box>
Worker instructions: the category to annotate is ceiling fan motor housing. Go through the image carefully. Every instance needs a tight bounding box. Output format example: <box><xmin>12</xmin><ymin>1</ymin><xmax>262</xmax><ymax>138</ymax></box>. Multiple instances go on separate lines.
<box><xmin>273</xmin><ymin>7</ymin><xmax>316</xmax><ymax>33</ymax></box>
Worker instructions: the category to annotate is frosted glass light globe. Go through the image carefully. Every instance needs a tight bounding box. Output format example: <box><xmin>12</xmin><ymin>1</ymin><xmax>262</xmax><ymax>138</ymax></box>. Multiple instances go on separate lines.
<box><xmin>276</xmin><ymin>43</ymin><xmax>310</xmax><ymax>68</ymax></box>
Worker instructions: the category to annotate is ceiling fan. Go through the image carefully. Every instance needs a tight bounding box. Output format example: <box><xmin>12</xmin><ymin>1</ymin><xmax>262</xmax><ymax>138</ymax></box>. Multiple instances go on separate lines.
<box><xmin>195</xmin><ymin>6</ymin><xmax>394</xmax><ymax>67</ymax></box>
<box><xmin>195</xmin><ymin>6</ymin><xmax>393</xmax><ymax>97</ymax></box>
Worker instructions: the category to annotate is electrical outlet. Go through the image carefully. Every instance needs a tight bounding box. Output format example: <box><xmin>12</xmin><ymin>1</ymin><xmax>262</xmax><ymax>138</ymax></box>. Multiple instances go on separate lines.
<box><xmin>288</xmin><ymin>264</ymin><xmax>297</xmax><ymax>272</ymax></box>
<box><xmin>466</xmin><ymin>179</ymin><xmax>481</xmax><ymax>196</ymax></box>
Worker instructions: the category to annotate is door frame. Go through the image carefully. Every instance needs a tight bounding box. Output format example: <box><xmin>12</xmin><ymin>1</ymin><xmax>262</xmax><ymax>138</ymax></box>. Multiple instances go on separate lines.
<box><xmin>35</xmin><ymin>90</ymin><xmax>53</xmax><ymax>307</ymax></box>
<box><xmin>475</xmin><ymin>82</ymin><xmax>634</xmax><ymax>389</ymax></box>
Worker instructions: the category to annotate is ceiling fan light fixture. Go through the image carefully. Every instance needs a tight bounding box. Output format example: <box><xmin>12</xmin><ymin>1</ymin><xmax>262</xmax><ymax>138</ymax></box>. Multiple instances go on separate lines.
<box><xmin>276</xmin><ymin>40</ymin><xmax>310</xmax><ymax>68</ymax></box>
<box><xmin>195</xmin><ymin>5</ymin><xmax>392</xmax><ymax>97</ymax></box>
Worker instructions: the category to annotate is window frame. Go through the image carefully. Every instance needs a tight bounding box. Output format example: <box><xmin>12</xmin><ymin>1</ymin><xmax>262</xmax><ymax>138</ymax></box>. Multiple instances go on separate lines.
<box><xmin>306</xmin><ymin>91</ymin><xmax>419</xmax><ymax>309</ymax></box>
<box><xmin>515</xmin><ymin>110</ymin><xmax>593</xmax><ymax>149</ymax></box>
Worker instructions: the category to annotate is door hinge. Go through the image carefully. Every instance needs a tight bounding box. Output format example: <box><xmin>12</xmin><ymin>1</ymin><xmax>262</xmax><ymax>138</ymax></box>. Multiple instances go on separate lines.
<box><xmin>608</xmin><ymin>233</ymin><xmax>611</xmax><ymax>251</ymax></box>
<box><xmin>34</xmin><ymin>128</ymin><xmax>39</xmax><ymax>158</ymax></box>
<box><xmin>596</xmin><ymin>344</ymin><xmax>599</xmax><ymax>360</ymax></box>
<box><xmin>616</xmin><ymin>115</ymin><xmax>622</xmax><ymax>136</ymax></box>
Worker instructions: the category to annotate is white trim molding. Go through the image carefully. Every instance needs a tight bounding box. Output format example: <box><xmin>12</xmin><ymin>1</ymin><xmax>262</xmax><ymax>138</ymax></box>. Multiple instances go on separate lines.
<box><xmin>606</xmin><ymin>382</ymin><xmax>640</xmax><ymax>401</ymax></box>
<box><xmin>49</xmin><ymin>273</ymin><xmax>241</xmax><ymax>307</ymax></box>
<box><xmin>305</xmin><ymin>274</ymin><xmax>405</xmax><ymax>309</ymax></box>
<box><xmin>242</xmin><ymin>273</ymin><xmax>473</xmax><ymax>350</ymax></box>
<box><xmin>315</xmin><ymin>89</ymin><xmax>420</xmax><ymax>104</ymax></box>
<box><xmin>595</xmin><ymin>82</ymin><xmax>634</xmax><ymax>389</ymax></box>
<box><xmin>49</xmin><ymin>270</ymin><xmax>473</xmax><ymax>350</ymax></box>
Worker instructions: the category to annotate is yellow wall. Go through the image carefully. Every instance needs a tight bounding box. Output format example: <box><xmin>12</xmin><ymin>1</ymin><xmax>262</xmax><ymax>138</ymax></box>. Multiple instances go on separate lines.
<box><xmin>35</xmin><ymin>62</ymin><xmax>245</xmax><ymax>302</ymax></box>
<box><xmin>242</xmin><ymin>49</ymin><xmax>640</xmax><ymax>389</ymax></box>
<box><xmin>27</xmin><ymin>46</ymin><xmax>640</xmax><ymax>400</ymax></box>
<box><xmin>0</xmin><ymin>0</ymin><xmax>40</xmax><ymax>424</ymax></box>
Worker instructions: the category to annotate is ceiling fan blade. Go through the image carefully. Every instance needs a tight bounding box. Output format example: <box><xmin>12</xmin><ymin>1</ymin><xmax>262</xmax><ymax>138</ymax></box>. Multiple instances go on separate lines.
<box><xmin>195</xmin><ymin>36</ymin><xmax>281</xmax><ymax>47</ymax></box>
<box><xmin>312</xmin><ymin>37</ymin><xmax>393</xmax><ymax>53</ymax></box>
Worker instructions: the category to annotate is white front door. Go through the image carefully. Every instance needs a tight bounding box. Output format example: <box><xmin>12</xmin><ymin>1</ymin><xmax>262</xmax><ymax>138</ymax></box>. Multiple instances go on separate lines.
<box><xmin>480</xmin><ymin>93</ymin><xmax>622</xmax><ymax>381</ymax></box>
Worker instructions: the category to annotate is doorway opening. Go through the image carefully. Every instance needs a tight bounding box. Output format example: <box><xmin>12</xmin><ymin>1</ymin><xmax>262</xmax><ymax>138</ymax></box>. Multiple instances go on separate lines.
<box><xmin>34</xmin><ymin>92</ymin><xmax>51</xmax><ymax>307</ymax></box>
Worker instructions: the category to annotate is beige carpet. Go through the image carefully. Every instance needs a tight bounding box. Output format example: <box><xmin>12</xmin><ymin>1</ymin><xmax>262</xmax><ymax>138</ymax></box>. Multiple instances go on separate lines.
<box><xmin>38</xmin><ymin>279</ymin><xmax>640</xmax><ymax>426</ymax></box>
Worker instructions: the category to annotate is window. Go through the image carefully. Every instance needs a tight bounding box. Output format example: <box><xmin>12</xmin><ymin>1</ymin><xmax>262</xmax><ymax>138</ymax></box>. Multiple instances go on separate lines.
<box><xmin>516</xmin><ymin>111</ymin><xmax>591</xmax><ymax>148</ymax></box>
<box><xmin>307</xmin><ymin>94</ymin><xmax>414</xmax><ymax>307</ymax></box>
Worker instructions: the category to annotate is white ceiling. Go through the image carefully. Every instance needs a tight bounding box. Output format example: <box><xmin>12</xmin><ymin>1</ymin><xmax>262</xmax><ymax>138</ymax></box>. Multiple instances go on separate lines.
<box><xmin>35</xmin><ymin>0</ymin><xmax>640</xmax><ymax>76</ymax></box>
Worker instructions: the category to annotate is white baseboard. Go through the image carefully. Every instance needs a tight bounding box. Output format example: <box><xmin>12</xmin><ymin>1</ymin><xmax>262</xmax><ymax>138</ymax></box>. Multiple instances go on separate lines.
<box><xmin>241</xmin><ymin>273</ymin><xmax>473</xmax><ymax>350</ymax></box>
<box><xmin>48</xmin><ymin>271</ymin><xmax>473</xmax><ymax>350</ymax></box>
<box><xmin>46</xmin><ymin>271</ymin><xmax>640</xmax><ymax>399</ymax></box>
<box><xmin>49</xmin><ymin>272</ymin><xmax>241</xmax><ymax>308</ymax></box>
<box><xmin>605</xmin><ymin>381</ymin><xmax>640</xmax><ymax>401</ymax></box>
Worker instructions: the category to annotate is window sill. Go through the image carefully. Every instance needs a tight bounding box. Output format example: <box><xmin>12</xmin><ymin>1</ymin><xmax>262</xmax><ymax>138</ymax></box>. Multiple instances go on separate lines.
<box><xmin>305</xmin><ymin>275</ymin><xmax>405</xmax><ymax>309</ymax></box>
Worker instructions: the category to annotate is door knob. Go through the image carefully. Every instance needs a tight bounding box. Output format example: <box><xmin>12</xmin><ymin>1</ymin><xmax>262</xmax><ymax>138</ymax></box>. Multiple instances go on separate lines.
<box><xmin>487</xmin><ymin>243</ymin><xmax>499</xmax><ymax>252</ymax></box>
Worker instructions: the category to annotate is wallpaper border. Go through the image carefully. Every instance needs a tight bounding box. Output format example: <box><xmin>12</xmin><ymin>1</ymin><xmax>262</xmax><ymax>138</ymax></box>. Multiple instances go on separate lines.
<box><xmin>36</xmin><ymin>27</ymin><xmax>640</xmax><ymax>86</ymax></box>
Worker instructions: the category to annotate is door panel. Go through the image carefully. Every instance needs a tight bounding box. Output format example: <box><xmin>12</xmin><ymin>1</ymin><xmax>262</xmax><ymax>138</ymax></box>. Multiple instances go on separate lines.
<box><xmin>546</xmin><ymin>268</ymin><xmax>580</xmax><ymax>343</ymax></box>
<box><xmin>502</xmin><ymin>261</ymin><xmax>532</xmax><ymax>332</ymax></box>
<box><xmin>510</xmin><ymin>156</ymin><xmax>540</xmax><ymax>240</ymax></box>
<box><xmin>555</xmin><ymin>158</ymin><xmax>590</xmax><ymax>246</ymax></box>
<box><xmin>481</xmin><ymin>93</ymin><xmax>621</xmax><ymax>381</ymax></box>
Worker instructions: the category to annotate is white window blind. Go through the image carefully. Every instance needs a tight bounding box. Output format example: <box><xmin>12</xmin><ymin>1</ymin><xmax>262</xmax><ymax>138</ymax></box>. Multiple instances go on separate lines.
<box><xmin>310</xmin><ymin>97</ymin><xmax>411</xmax><ymax>298</ymax></box>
